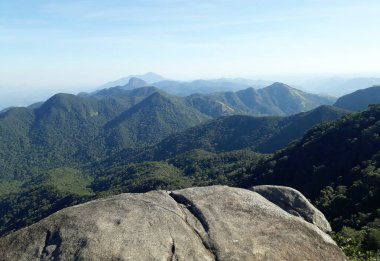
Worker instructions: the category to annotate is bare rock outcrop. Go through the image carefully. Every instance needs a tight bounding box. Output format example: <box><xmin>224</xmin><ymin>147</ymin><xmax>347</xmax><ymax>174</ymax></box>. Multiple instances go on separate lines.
<box><xmin>251</xmin><ymin>185</ymin><xmax>332</xmax><ymax>232</ymax></box>
<box><xmin>0</xmin><ymin>186</ymin><xmax>346</xmax><ymax>261</ymax></box>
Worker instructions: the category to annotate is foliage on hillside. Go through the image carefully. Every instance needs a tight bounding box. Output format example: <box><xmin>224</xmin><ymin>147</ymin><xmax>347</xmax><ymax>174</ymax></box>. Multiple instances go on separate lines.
<box><xmin>0</xmin><ymin>167</ymin><xmax>93</xmax><ymax>235</ymax></box>
<box><xmin>334</xmin><ymin>85</ymin><xmax>380</xmax><ymax>111</ymax></box>
<box><xmin>185</xmin><ymin>82</ymin><xmax>335</xmax><ymax>117</ymax></box>
<box><xmin>0</xmin><ymin>150</ymin><xmax>263</xmax><ymax>237</ymax></box>
<box><xmin>104</xmin><ymin>92</ymin><xmax>207</xmax><ymax>149</ymax></box>
<box><xmin>0</xmin><ymin>86</ymin><xmax>378</xmax><ymax>258</ymax></box>
<box><xmin>91</xmin><ymin>150</ymin><xmax>263</xmax><ymax>194</ymax></box>
<box><xmin>0</xmin><ymin>84</ymin><xmax>338</xmax><ymax>181</ymax></box>
<box><xmin>0</xmin><ymin>89</ymin><xmax>207</xmax><ymax>180</ymax></box>
<box><xmin>106</xmin><ymin>105</ymin><xmax>347</xmax><ymax>164</ymax></box>
<box><xmin>247</xmin><ymin>105</ymin><xmax>380</xmax><ymax>258</ymax></box>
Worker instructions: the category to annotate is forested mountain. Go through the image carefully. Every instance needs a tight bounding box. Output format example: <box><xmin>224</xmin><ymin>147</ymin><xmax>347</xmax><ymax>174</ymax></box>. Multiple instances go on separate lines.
<box><xmin>185</xmin><ymin>82</ymin><xmax>335</xmax><ymax>117</ymax></box>
<box><xmin>0</xmin><ymin>103</ymin><xmax>346</xmax><ymax>238</ymax></box>
<box><xmin>92</xmin><ymin>85</ymin><xmax>159</xmax><ymax>105</ymax></box>
<box><xmin>103</xmin><ymin>92</ymin><xmax>207</xmax><ymax>149</ymax></box>
<box><xmin>0</xmin><ymin>82</ymin><xmax>336</xmax><ymax>182</ymax></box>
<box><xmin>246</xmin><ymin>105</ymin><xmax>380</xmax><ymax>258</ymax></box>
<box><xmin>1</xmin><ymin>83</ymin><xmax>379</xmax><ymax>258</ymax></box>
<box><xmin>94</xmin><ymin>79</ymin><xmax>335</xmax><ymax>117</ymax></box>
<box><xmin>104</xmin><ymin>105</ymin><xmax>347</xmax><ymax>165</ymax></box>
<box><xmin>1</xmin><ymin>105</ymin><xmax>378</xmax><ymax>259</ymax></box>
<box><xmin>334</xmin><ymin>85</ymin><xmax>380</xmax><ymax>111</ymax></box>
<box><xmin>98</xmin><ymin>77</ymin><xmax>334</xmax><ymax>113</ymax></box>
<box><xmin>0</xmin><ymin>88</ymin><xmax>207</xmax><ymax>181</ymax></box>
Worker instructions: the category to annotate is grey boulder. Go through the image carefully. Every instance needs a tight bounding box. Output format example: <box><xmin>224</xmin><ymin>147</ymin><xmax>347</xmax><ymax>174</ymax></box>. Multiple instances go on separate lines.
<box><xmin>251</xmin><ymin>185</ymin><xmax>332</xmax><ymax>232</ymax></box>
<box><xmin>0</xmin><ymin>186</ymin><xmax>345</xmax><ymax>261</ymax></box>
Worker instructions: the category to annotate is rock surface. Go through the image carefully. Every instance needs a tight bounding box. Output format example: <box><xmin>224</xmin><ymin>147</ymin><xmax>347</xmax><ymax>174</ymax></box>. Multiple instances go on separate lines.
<box><xmin>251</xmin><ymin>185</ymin><xmax>332</xmax><ymax>232</ymax></box>
<box><xmin>0</xmin><ymin>186</ymin><xmax>346</xmax><ymax>261</ymax></box>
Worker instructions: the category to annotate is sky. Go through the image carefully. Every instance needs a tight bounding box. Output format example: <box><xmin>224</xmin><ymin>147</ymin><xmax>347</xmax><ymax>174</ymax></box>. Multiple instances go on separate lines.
<box><xmin>1</xmin><ymin>0</ymin><xmax>380</xmax><ymax>107</ymax></box>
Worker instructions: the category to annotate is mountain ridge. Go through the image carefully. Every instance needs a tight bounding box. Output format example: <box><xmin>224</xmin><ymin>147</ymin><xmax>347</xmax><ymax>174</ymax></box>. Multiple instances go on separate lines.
<box><xmin>99</xmin><ymin>72</ymin><xmax>166</xmax><ymax>89</ymax></box>
<box><xmin>103</xmin><ymin>91</ymin><xmax>208</xmax><ymax>148</ymax></box>
<box><xmin>101</xmin><ymin>105</ymin><xmax>348</xmax><ymax>166</ymax></box>
<box><xmin>334</xmin><ymin>85</ymin><xmax>380</xmax><ymax>111</ymax></box>
<box><xmin>185</xmin><ymin>82</ymin><xmax>336</xmax><ymax>117</ymax></box>
<box><xmin>0</xmin><ymin>87</ymin><xmax>209</xmax><ymax>180</ymax></box>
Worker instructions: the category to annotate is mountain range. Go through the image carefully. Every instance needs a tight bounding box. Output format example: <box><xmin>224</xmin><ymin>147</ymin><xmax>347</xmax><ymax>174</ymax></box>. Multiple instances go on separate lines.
<box><xmin>2</xmin><ymin>73</ymin><xmax>379</xmax><ymax>111</ymax></box>
<box><xmin>0</xmin><ymin>81</ymin><xmax>339</xmax><ymax>181</ymax></box>
<box><xmin>94</xmin><ymin>79</ymin><xmax>335</xmax><ymax>116</ymax></box>
<box><xmin>0</xmin><ymin>81</ymin><xmax>380</xmax><ymax>259</ymax></box>
<box><xmin>0</xmin><ymin>88</ymin><xmax>209</xmax><ymax>181</ymax></box>
<box><xmin>97</xmin><ymin>73</ymin><xmax>273</xmax><ymax>96</ymax></box>
<box><xmin>103</xmin><ymin>105</ymin><xmax>347</xmax><ymax>166</ymax></box>
<box><xmin>0</xmin><ymin>103</ymin><xmax>378</xmax><ymax>260</ymax></box>
<box><xmin>184</xmin><ymin>82</ymin><xmax>335</xmax><ymax>117</ymax></box>
<box><xmin>0</xmin><ymin>91</ymin><xmax>350</xmax><ymax>242</ymax></box>
<box><xmin>99</xmin><ymin>72</ymin><xmax>380</xmax><ymax>97</ymax></box>
<box><xmin>301</xmin><ymin>77</ymin><xmax>380</xmax><ymax>96</ymax></box>
<box><xmin>2</xmin><ymin>81</ymin><xmax>376</xmax><ymax>184</ymax></box>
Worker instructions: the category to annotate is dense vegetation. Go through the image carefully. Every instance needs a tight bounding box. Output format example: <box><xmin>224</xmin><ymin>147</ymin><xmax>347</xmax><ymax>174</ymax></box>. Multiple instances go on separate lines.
<box><xmin>0</xmin><ymin>83</ymin><xmax>333</xmax><ymax>181</ymax></box>
<box><xmin>185</xmin><ymin>82</ymin><xmax>335</xmax><ymax>117</ymax></box>
<box><xmin>0</xmin><ymin>84</ymin><xmax>379</xmax><ymax>259</ymax></box>
<box><xmin>0</xmin><ymin>150</ymin><xmax>264</xmax><ymax>236</ymax></box>
<box><xmin>247</xmin><ymin>105</ymin><xmax>380</xmax><ymax>259</ymax></box>
<box><xmin>0</xmin><ymin>104</ymin><xmax>345</xmax><ymax>237</ymax></box>
<box><xmin>0</xmin><ymin>88</ymin><xmax>207</xmax><ymax>181</ymax></box>
<box><xmin>0</xmin><ymin>167</ymin><xmax>94</xmax><ymax>235</ymax></box>
<box><xmin>334</xmin><ymin>85</ymin><xmax>380</xmax><ymax>111</ymax></box>
<box><xmin>105</xmin><ymin>105</ymin><xmax>347</xmax><ymax>165</ymax></box>
<box><xmin>0</xmin><ymin>104</ymin><xmax>345</xmax><ymax>233</ymax></box>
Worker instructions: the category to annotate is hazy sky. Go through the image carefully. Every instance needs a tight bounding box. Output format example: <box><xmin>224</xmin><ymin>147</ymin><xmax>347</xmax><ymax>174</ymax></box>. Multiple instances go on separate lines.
<box><xmin>1</xmin><ymin>0</ymin><xmax>380</xmax><ymax>92</ymax></box>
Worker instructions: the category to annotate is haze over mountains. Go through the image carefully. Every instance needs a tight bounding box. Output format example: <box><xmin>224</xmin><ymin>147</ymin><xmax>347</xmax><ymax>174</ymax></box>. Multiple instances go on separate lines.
<box><xmin>334</xmin><ymin>86</ymin><xmax>380</xmax><ymax>111</ymax></box>
<box><xmin>97</xmin><ymin>72</ymin><xmax>273</xmax><ymax>97</ymax></box>
<box><xmin>0</xmin><ymin>79</ymin><xmax>376</xmax><ymax>183</ymax></box>
<box><xmin>97</xmin><ymin>72</ymin><xmax>380</xmax><ymax>97</ymax></box>
<box><xmin>300</xmin><ymin>77</ymin><xmax>380</xmax><ymax>96</ymax></box>
<box><xmin>3</xmin><ymin>0</ymin><xmax>380</xmax><ymax>258</ymax></box>
<box><xmin>99</xmin><ymin>72</ymin><xmax>168</xmax><ymax>88</ymax></box>
<box><xmin>2</xmin><ymin>72</ymin><xmax>380</xmax><ymax>111</ymax></box>
<box><xmin>0</xmin><ymin>81</ymin><xmax>339</xmax><ymax>182</ymax></box>
<box><xmin>0</xmin><ymin>79</ymin><xmax>377</xmax><ymax>184</ymax></box>
<box><xmin>0</xmin><ymin>74</ymin><xmax>380</xmax><ymax>259</ymax></box>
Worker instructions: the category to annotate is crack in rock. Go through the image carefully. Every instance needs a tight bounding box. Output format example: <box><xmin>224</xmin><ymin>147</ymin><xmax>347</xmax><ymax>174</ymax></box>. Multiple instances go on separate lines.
<box><xmin>166</xmin><ymin>222</ymin><xmax>178</xmax><ymax>261</ymax></box>
<box><xmin>170</xmin><ymin>239</ymin><xmax>177</xmax><ymax>261</ymax></box>
<box><xmin>169</xmin><ymin>192</ymin><xmax>218</xmax><ymax>261</ymax></box>
<box><xmin>40</xmin><ymin>229</ymin><xmax>63</xmax><ymax>260</ymax></box>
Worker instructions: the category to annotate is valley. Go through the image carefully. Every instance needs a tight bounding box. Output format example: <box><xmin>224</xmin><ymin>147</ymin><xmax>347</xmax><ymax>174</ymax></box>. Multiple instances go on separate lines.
<box><xmin>2</xmin><ymin>1</ymin><xmax>380</xmax><ymax>259</ymax></box>
<box><xmin>0</xmin><ymin>81</ymin><xmax>379</xmax><ymax>259</ymax></box>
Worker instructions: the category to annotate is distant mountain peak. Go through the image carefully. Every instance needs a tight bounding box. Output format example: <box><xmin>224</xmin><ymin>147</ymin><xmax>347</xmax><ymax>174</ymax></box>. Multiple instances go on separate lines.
<box><xmin>125</xmin><ymin>77</ymin><xmax>148</xmax><ymax>89</ymax></box>
<box><xmin>142</xmin><ymin>72</ymin><xmax>165</xmax><ymax>79</ymax></box>
<box><xmin>99</xmin><ymin>72</ymin><xmax>166</xmax><ymax>89</ymax></box>
<box><xmin>265</xmin><ymin>82</ymin><xmax>292</xmax><ymax>90</ymax></box>
<box><xmin>242</xmin><ymin>86</ymin><xmax>256</xmax><ymax>92</ymax></box>
<box><xmin>41</xmin><ymin>93</ymin><xmax>76</xmax><ymax>108</ymax></box>
<box><xmin>139</xmin><ymin>90</ymin><xmax>174</xmax><ymax>106</ymax></box>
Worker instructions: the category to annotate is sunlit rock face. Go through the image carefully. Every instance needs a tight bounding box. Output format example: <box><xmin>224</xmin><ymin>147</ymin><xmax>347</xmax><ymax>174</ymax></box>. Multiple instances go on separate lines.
<box><xmin>0</xmin><ymin>186</ymin><xmax>346</xmax><ymax>261</ymax></box>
